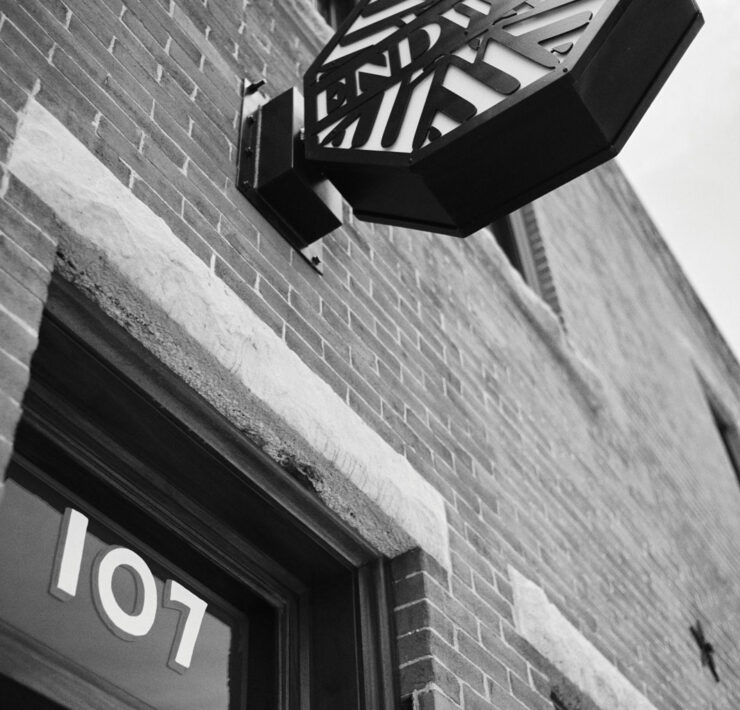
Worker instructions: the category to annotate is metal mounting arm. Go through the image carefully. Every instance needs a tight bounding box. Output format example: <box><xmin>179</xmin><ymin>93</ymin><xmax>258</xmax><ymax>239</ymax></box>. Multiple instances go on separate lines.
<box><xmin>237</xmin><ymin>85</ymin><xmax>343</xmax><ymax>274</ymax></box>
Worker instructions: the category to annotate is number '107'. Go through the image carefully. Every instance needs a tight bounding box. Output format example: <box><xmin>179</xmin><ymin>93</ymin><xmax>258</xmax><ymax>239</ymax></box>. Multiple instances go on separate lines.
<box><xmin>50</xmin><ymin>508</ymin><xmax>208</xmax><ymax>673</ymax></box>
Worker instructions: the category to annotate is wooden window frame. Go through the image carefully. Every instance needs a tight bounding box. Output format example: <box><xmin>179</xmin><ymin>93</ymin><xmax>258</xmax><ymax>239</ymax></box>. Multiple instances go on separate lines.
<box><xmin>2</xmin><ymin>276</ymin><xmax>399</xmax><ymax>710</ymax></box>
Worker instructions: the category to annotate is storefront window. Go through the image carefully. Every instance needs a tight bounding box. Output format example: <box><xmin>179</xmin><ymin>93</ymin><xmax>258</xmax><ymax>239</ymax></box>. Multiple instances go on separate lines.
<box><xmin>0</xmin><ymin>462</ymin><xmax>256</xmax><ymax>710</ymax></box>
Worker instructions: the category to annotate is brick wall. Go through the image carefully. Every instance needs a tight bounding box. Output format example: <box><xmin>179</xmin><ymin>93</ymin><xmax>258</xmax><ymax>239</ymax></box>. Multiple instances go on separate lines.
<box><xmin>0</xmin><ymin>172</ymin><xmax>58</xmax><ymax>478</ymax></box>
<box><xmin>0</xmin><ymin>1</ymin><xmax>739</xmax><ymax>709</ymax></box>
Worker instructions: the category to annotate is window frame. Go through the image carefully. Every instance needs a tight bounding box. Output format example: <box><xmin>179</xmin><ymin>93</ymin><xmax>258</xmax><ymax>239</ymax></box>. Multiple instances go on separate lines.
<box><xmin>316</xmin><ymin>0</ymin><xmax>356</xmax><ymax>29</ymax></box>
<box><xmin>709</xmin><ymin>404</ymin><xmax>740</xmax><ymax>487</ymax></box>
<box><xmin>1</xmin><ymin>275</ymin><xmax>400</xmax><ymax>710</ymax></box>
<box><xmin>490</xmin><ymin>204</ymin><xmax>563</xmax><ymax>321</ymax></box>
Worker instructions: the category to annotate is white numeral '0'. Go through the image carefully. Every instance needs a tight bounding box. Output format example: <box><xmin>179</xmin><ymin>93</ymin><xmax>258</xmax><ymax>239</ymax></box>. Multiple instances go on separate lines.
<box><xmin>51</xmin><ymin>506</ymin><xmax>208</xmax><ymax>671</ymax></box>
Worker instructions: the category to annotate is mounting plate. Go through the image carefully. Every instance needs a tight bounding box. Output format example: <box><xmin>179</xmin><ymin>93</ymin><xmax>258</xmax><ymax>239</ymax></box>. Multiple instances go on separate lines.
<box><xmin>237</xmin><ymin>85</ymin><xmax>341</xmax><ymax>274</ymax></box>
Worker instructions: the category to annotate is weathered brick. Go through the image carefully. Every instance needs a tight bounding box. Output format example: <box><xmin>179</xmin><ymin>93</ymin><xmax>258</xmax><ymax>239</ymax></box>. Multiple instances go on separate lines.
<box><xmin>0</xmin><ymin>268</ymin><xmax>45</xmax><ymax>329</ymax></box>
<box><xmin>118</xmin><ymin>0</ymin><xmax>171</xmax><ymax>47</ymax></box>
<box><xmin>0</xmin><ymin>198</ymin><xmax>55</xmax><ymax>267</ymax></box>
<box><xmin>165</xmin><ymin>211</ymin><xmax>212</xmax><ymax>266</ymax></box>
<box><xmin>0</xmin><ymin>390</ymin><xmax>22</xmax><ymax>436</ymax></box>
<box><xmin>256</xmin><ymin>226</ymin><xmax>294</xmax><ymax>273</ymax></box>
<box><xmin>1</xmin><ymin>4</ymin><xmax>56</xmax><ymax>57</ymax></box>
<box><xmin>457</xmin><ymin>630</ymin><xmax>509</xmax><ymax>689</ymax></box>
<box><xmin>0</xmin><ymin>129</ymin><xmax>9</xmax><ymax>163</ymax></box>
<box><xmin>0</xmin><ymin>306</ymin><xmax>37</xmax><ymax>362</ymax></box>
<box><xmin>461</xmin><ymin>685</ymin><xmax>493</xmax><ymax>710</ymax></box>
<box><xmin>400</xmin><ymin>657</ymin><xmax>461</xmax><ymax>703</ymax></box>
<box><xmin>158</xmin><ymin>51</ymin><xmax>196</xmax><ymax>99</ymax></box>
<box><xmin>132</xmin><ymin>174</ymin><xmax>181</xmax><ymax>221</ymax></box>
<box><xmin>18</xmin><ymin>0</ymin><xmax>70</xmax><ymax>28</ymax></box>
<box><xmin>216</xmin><ymin>211</ymin><xmax>260</xmax><ymax>261</ymax></box>
<box><xmin>239</xmin><ymin>286</ymin><xmax>283</xmax><ymax>340</ymax></box>
<box><xmin>257</xmin><ymin>276</ymin><xmax>291</xmax><ymax>324</ymax></box>
<box><xmin>0</xmin><ymin>233</ymin><xmax>51</xmax><ymax>301</ymax></box>
<box><xmin>0</xmin><ymin>69</ymin><xmax>27</xmax><ymax>115</ymax></box>
<box><xmin>472</xmin><ymin>572</ymin><xmax>514</xmax><ymax>625</ymax></box>
<box><xmin>0</xmin><ymin>434</ymin><xmax>12</xmax><ymax>479</ymax></box>
<box><xmin>0</xmin><ymin>32</ymin><xmax>39</xmax><ymax>92</ymax></box>
<box><xmin>394</xmin><ymin>572</ymin><xmax>428</xmax><ymax>608</ymax></box>
<box><xmin>391</xmin><ymin>547</ymin><xmax>450</xmax><ymax>587</ymax></box>
<box><xmin>396</xmin><ymin>599</ymin><xmax>454</xmax><ymax>641</ymax></box>
<box><xmin>52</xmin><ymin>49</ymin><xmax>143</xmax><ymax>146</ymax></box>
<box><xmin>509</xmin><ymin>673</ymin><xmax>552</xmax><ymax>710</ymax></box>
<box><xmin>487</xmin><ymin>679</ymin><xmax>528</xmax><ymax>710</ymax></box>
<box><xmin>284</xmin><ymin>326</ymin><xmax>347</xmax><ymax>402</ymax></box>
<box><xmin>285</xmin><ymin>308</ymin><xmax>322</xmax><ymax>358</ymax></box>
<box><xmin>142</xmin><ymin>122</ymin><xmax>187</xmax><ymax>171</ymax></box>
<box><xmin>347</xmin><ymin>388</ymin><xmax>405</xmax><ymax>453</ymax></box>
<box><xmin>0</xmin><ymin>347</ymin><xmax>30</xmax><ymax>403</ymax></box>
<box><xmin>400</xmin><ymin>630</ymin><xmax>485</xmax><ymax>694</ymax></box>
<box><xmin>121</xmin><ymin>1</ymin><xmax>169</xmax><ymax>49</ymax></box>
<box><xmin>324</xmin><ymin>343</ymin><xmax>381</xmax><ymax>416</ymax></box>
<box><xmin>478</xmin><ymin>624</ymin><xmax>529</xmax><ymax>685</ymax></box>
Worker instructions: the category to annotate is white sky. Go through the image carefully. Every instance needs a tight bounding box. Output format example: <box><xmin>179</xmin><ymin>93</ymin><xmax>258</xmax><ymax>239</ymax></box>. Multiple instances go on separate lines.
<box><xmin>618</xmin><ymin>0</ymin><xmax>740</xmax><ymax>360</ymax></box>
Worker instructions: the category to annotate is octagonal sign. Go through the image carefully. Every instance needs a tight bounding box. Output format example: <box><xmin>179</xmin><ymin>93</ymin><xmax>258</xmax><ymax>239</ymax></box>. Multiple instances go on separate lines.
<box><xmin>304</xmin><ymin>0</ymin><xmax>702</xmax><ymax>236</ymax></box>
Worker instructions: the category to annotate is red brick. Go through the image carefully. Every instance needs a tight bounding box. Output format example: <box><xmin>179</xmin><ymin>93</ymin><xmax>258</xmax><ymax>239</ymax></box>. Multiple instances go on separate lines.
<box><xmin>457</xmin><ymin>631</ymin><xmax>509</xmax><ymax>689</ymax></box>
<box><xmin>395</xmin><ymin>600</ymin><xmax>454</xmax><ymax>644</ymax></box>
<box><xmin>416</xmin><ymin>688</ymin><xmax>461</xmax><ymax>710</ymax></box>
<box><xmin>284</xmin><ymin>326</ymin><xmax>347</xmax><ymax>402</ymax></box>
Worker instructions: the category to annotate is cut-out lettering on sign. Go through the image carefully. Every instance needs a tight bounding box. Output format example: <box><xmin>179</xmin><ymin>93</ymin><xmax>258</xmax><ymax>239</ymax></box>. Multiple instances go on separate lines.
<box><xmin>306</xmin><ymin>0</ymin><xmax>605</xmax><ymax>153</ymax></box>
<box><xmin>50</xmin><ymin>507</ymin><xmax>207</xmax><ymax>673</ymax></box>
<box><xmin>301</xmin><ymin>0</ymin><xmax>701</xmax><ymax>235</ymax></box>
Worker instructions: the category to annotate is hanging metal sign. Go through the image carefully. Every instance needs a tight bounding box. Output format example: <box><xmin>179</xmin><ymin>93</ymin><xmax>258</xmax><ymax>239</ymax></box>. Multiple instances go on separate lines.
<box><xmin>238</xmin><ymin>0</ymin><xmax>702</xmax><ymax>259</ymax></box>
<box><xmin>302</xmin><ymin>0</ymin><xmax>702</xmax><ymax>235</ymax></box>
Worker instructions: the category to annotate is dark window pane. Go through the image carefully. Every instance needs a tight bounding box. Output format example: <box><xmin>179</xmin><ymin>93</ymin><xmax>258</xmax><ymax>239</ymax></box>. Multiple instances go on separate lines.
<box><xmin>490</xmin><ymin>215</ymin><xmax>524</xmax><ymax>274</ymax></box>
<box><xmin>489</xmin><ymin>207</ymin><xmax>563</xmax><ymax>322</ymax></box>
<box><xmin>0</xmin><ymin>673</ymin><xmax>68</xmax><ymax>709</ymax></box>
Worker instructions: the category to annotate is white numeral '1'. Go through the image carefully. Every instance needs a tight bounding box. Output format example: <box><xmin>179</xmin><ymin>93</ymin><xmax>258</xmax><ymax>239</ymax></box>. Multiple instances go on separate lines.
<box><xmin>50</xmin><ymin>508</ymin><xmax>88</xmax><ymax>600</ymax></box>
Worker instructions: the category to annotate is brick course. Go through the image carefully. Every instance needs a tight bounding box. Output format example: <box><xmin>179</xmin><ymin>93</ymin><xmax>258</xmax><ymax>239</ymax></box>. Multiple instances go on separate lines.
<box><xmin>0</xmin><ymin>169</ymin><xmax>58</xmax><ymax>474</ymax></box>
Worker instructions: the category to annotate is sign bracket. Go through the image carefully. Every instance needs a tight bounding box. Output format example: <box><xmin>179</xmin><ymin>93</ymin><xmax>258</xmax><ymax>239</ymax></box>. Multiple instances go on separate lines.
<box><xmin>237</xmin><ymin>82</ymin><xmax>341</xmax><ymax>274</ymax></box>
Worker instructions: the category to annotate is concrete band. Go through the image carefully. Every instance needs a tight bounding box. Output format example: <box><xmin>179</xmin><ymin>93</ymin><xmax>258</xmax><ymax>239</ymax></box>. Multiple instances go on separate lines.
<box><xmin>509</xmin><ymin>566</ymin><xmax>659</xmax><ymax>710</ymax></box>
<box><xmin>9</xmin><ymin>99</ymin><xmax>450</xmax><ymax>570</ymax></box>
